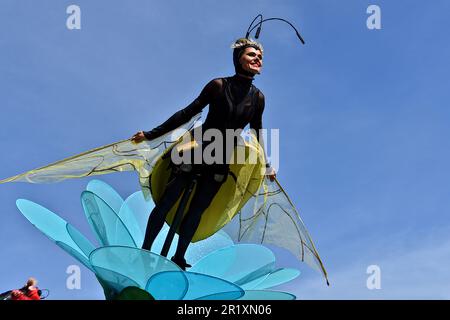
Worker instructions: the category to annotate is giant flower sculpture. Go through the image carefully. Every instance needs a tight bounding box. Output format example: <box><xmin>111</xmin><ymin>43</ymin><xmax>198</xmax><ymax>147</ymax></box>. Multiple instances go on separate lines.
<box><xmin>16</xmin><ymin>179</ymin><xmax>301</xmax><ymax>300</ymax></box>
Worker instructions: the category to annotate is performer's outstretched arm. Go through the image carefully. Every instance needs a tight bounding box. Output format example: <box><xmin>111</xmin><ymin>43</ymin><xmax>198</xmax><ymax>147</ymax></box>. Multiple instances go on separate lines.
<box><xmin>132</xmin><ymin>79</ymin><xmax>223</xmax><ymax>142</ymax></box>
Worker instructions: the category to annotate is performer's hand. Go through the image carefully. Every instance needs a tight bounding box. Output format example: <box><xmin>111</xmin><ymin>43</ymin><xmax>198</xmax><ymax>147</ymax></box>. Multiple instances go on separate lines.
<box><xmin>131</xmin><ymin>131</ymin><xmax>146</xmax><ymax>144</ymax></box>
<box><xmin>265</xmin><ymin>167</ymin><xmax>276</xmax><ymax>182</ymax></box>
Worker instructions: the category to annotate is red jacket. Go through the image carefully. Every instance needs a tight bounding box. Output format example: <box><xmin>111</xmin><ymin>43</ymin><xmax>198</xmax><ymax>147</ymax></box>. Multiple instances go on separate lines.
<box><xmin>10</xmin><ymin>287</ymin><xmax>41</xmax><ymax>300</ymax></box>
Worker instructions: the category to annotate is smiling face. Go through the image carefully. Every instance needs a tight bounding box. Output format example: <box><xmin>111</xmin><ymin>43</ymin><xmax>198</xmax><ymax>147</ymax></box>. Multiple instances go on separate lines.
<box><xmin>239</xmin><ymin>47</ymin><xmax>263</xmax><ymax>75</ymax></box>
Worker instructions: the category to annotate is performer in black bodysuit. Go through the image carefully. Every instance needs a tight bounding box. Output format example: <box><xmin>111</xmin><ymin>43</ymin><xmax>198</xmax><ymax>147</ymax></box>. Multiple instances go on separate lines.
<box><xmin>132</xmin><ymin>38</ymin><xmax>275</xmax><ymax>270</ymax></box>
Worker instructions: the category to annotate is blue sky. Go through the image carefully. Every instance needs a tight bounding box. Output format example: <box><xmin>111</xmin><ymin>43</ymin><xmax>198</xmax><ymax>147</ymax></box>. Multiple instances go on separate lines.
<box><xmin>1</xmin><ymin>0</ymin><xmax>450</xmax><ymax>299</ymax></box>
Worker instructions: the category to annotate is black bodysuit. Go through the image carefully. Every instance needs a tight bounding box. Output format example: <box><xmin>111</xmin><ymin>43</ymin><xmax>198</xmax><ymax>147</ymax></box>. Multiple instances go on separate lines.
<box><xmin>144</xmin><ymin>74</ymin><xmax>264</xmax><ymax>142</ymax></box>
<box><xmin>142</xmin><ymin>74</ymin><xmax>265</xmax><ymax>267</ymax></box>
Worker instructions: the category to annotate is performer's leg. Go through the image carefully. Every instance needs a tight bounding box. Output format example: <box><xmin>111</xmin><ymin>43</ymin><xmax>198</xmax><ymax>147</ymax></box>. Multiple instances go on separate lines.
<box><xmin>142</xmin><ymin>172</ymin><xmax>191</xmax><ymax>251</ymax></box>
<box><xmin>172</xmin><ymin>173</ymin><xmax>225</xmax><ymax>264</ymax></box>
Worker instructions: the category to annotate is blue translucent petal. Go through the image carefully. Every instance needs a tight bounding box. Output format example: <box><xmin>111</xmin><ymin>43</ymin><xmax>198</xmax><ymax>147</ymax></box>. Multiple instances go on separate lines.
<box><xmin>147</xmin><ymin>271</ymin><xmax>243</xmax><ymax>300</ymax></box>
<box><xmin>86</xmin><ymin>179</ymin><xmax>124</xmax><ymax>215</ymax></box>
<box><xmin>16</xmin><ymin>199</ymin><xmax>95</xmax><ymax>270</ymax></box>
<box><xmin>182</xmin><ymin>272</ymin><xmax>243</xmax><ymax>300</ymax></box>
<box><xmin>89</xmin><ymin>246</ymin><xmax>181</xmax><ymax>289</ymax></box>
<box><xmin>66</xmin><ymin>224</ymin><xmax>96</xmax><ymax>258</ymax></box>
<box><xmin>81</xmin><ymin>191</ymin><xmax>136</xmax><ymax>247</ymax></box>
<box><xmin>118</xmin><ymin>202</ymin><xmax>145</xmax><ymax>248</ymax></box>
<box><xmin>94</xmin><ymin>267</ymin><xmax>140</xmax><ymax>296</ymax></box>
<box><xmin>189</xmin><ymin>244</ymin><xmax>275</xmax><ymax>285</ymax></box>
<box><xmin>56</xmin><ymin>241</ymin><xmax>94</xmax><ymax>271</ymax></box>
<box><xmin>252</xmin><ymin>268</ymin><xmax>300</xmax><ymax>290</ymax></box>
<box><xmin>151</xmin><ymin>224</ymin><xmax>178</xmax><ymax>257</ymax></box>
<box><xmin>122</xmin><ymin>191</ymin><xmax>153</xmax><ymax>235</ymax></box>
<box><xmin>239</xmin><ymin>290</ymin><xmax>296</xmax><ymax>300</ymax></box>
<box><xmin>145</xmin><ymin>271</ymin><xmax>188</xmax><ymax>300</ymax></box>
<box><xmin>239</xmin><ymin>273</ymin><xmax>270</xmax><ymax>290</ymax></box>
<box><xmin>196</xmin><ymin>291</ymin><xmax>244</xmax><ymax>300</ymax></box>
<box><xmin>185</xmin><ymin>231</ymin><xmax>234</xmax><ymax>266</ymax></box>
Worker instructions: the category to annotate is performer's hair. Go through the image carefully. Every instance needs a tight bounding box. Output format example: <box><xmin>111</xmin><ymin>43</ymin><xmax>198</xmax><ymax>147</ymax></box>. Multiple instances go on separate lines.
<box><xmin>231</xmin><ymin>38</ymin><xmax>263</xmax><ymax>53</ymax></box>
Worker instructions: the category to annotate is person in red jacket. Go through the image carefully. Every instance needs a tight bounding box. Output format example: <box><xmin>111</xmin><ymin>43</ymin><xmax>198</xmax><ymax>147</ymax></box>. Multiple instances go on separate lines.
<box><xmin>10</xmin><ymin>277</ymin><xmax>41</xmax><ymax>300</ymax></box>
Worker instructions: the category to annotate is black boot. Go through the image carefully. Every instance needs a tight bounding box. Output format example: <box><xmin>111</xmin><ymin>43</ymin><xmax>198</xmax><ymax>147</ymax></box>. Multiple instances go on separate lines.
<box><xmin>171</xmin><ymin>256</ymin><xmax>192</xmax><ymax>271</ymax></box>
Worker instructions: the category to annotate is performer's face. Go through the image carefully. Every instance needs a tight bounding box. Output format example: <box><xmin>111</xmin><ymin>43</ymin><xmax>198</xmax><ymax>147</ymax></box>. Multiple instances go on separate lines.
<box><xmin>239</xmin><ymin>47</ymin><xmax>263</xmax><ymax>75</ymax></box>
